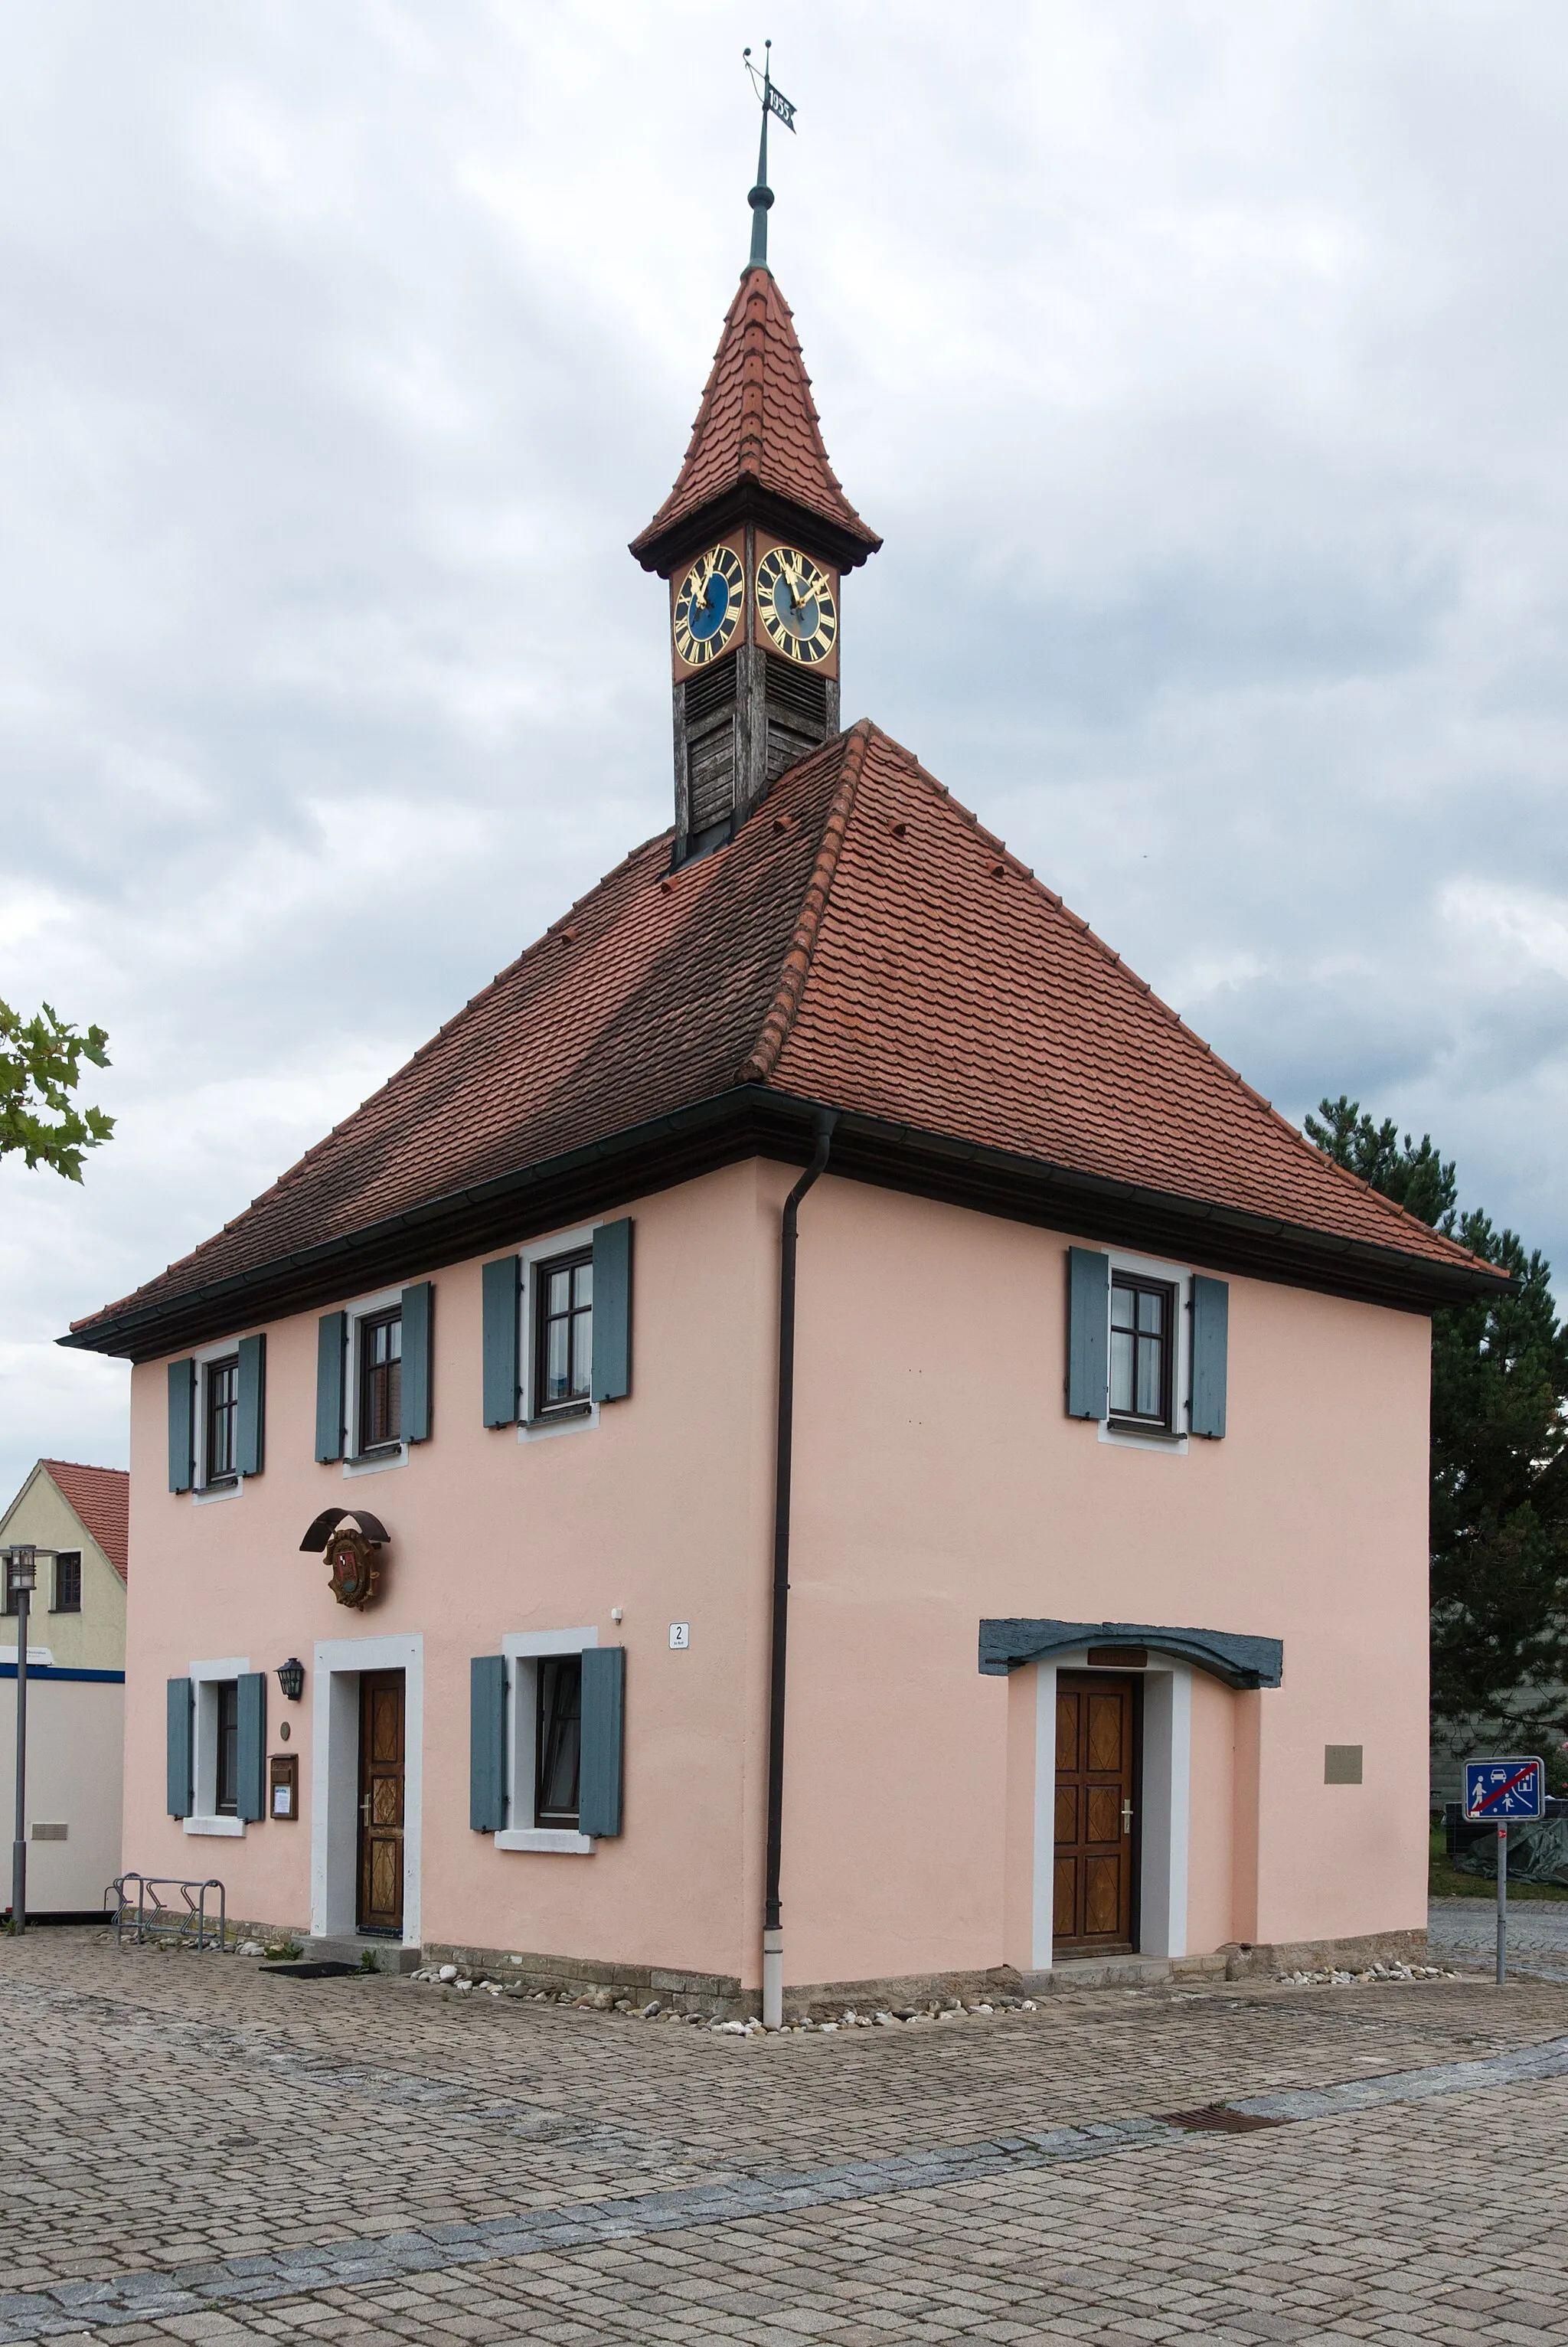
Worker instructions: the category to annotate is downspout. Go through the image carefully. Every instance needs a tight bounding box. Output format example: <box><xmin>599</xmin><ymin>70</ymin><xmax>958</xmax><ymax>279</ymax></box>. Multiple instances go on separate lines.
<box><xmin>763</xmin><ymin>1108</ymin><xmax>837</xmax><ymax>2028</ymax></box>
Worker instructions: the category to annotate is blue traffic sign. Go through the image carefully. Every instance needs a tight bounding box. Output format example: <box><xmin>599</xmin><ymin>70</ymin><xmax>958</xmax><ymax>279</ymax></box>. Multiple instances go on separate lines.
<box><xmin>1463</xmin><ymin>1757</ymin><xmax>1546</xmax><ymax>1822</ymax></box>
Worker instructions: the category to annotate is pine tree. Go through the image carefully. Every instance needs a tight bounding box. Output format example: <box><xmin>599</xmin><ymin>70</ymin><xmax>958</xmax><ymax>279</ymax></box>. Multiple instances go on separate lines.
<box><xmin>1305</xmin><ymin>1099</ymin><xmax>1568</xmax><ymax>1763</ymax></box>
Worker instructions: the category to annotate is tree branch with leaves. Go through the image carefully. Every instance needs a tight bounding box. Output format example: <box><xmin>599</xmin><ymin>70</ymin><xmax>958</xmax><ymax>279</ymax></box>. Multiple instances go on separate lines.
<box><xmin>0</xmin><ymin>999</ymin><xmax>115</xmax><ymax>1181</ymax></box>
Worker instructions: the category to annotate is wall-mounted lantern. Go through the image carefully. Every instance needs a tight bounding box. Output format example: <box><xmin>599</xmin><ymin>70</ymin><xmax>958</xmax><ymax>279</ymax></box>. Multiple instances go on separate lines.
<box><xmin>276</xmin><ymin>1656</ymin><xmax>305</xmax><ymax>1703</ymax></box>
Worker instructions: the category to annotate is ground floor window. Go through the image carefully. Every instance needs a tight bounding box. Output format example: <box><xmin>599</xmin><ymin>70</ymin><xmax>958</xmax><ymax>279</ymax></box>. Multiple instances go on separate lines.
<box><xmin>214</xmin><ymin>1680</ymin><xmax>240</xmax><ymax>1816</ymax></box>
<box><xmin>534</xmin><ymin>1654</ymin><xmax>583</xmax><ymax>1827</ymax></box>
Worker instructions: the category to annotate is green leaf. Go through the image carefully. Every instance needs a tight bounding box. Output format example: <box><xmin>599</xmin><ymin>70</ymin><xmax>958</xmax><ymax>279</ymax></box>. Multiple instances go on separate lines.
<box><xmin>0</xmin><ymin>996</ymin><xmax>116</xmax><ymax>1181</ymax></box>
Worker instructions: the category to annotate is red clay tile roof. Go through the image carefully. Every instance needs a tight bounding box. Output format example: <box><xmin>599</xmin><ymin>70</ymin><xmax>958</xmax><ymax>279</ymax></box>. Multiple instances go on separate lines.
<box><xmin>68</xmin><ymin>721</ymin><xmax>1492</xmax><ymax>1346</ymax></box>
<box><xmin>630</xmin><ymin>267</ymin><xmax>880</xmax><ymax>570</ymax></box>
<box><xmin>38</xmin><ymin>1460</ymin><xmax>129</xmax><ymax>1580</ymax></box>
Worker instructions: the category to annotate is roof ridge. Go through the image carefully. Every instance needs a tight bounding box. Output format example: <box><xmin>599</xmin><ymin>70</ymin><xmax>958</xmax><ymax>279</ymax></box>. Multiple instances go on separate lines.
<box><xmin>739</xmin><ymin>724</ymin><xmax>871</xmax><ymax>1086</ymax></box>
<box><xmin>39</xmin><ymin>1458</ymin><xmax>127</xmax><ymax>1478</ymax></box>
<box><xmin>851</xmin><ymin>727</ymin><xmax>1491</xmax><ymax>1280</ymax></box>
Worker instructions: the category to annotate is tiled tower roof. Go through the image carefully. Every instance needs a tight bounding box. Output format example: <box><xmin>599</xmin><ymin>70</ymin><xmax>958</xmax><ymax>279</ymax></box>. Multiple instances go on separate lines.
<box><xmin>65</xmin><ymin>723</ymin><xmax>1501</xmax><ymax>1358</ymax></box>
<box><xmin>630</xmin><ymin>268</ymin><xmax>881</xmax><ymax>576</ymax></box>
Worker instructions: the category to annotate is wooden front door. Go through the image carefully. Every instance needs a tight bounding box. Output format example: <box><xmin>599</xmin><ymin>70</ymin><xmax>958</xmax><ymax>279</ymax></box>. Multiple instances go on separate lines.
<box><xmin>1054</xmin><ymin>1673</ymin><xmax>1138</xmax><ymax>1954</ymax></box>
<box><xmin>358</xmin><ymin>1670</ymin><xmax>405</xmax><ymax>1935</ymax></box>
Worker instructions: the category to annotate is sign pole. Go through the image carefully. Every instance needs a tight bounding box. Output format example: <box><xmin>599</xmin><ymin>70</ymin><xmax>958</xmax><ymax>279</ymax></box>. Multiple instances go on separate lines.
<box><xmin>1463</xmin><ymin>1754</ymin><xmax>1543</xmax><ymax>1988</ymax></box>
<box><xmin>10</xmin><ymin>1580</ymin><xmax>28</xmax><ymax>1937</ymax></box>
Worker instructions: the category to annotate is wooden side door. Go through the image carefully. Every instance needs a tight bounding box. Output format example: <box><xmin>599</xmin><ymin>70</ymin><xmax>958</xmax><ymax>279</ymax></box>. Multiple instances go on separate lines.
<box><xmin>357</xmin><ymin>1669</ymin><xmax>405</xmax><ymax>1934</ymax></box>
<box><xmin>1053</xmin><ymin>1673</ymin><xmax>1138</xmax><ymax>1953</ymax></box>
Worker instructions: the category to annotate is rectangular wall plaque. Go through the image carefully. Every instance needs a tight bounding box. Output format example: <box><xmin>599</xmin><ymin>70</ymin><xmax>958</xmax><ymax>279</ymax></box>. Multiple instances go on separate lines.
<box><xmin>269</xmin><ymin>1753</ymin><xmax>300</xmax><ymax>1820</ymax></box>
<box><xmin>1324</xmin><ymin>1744</ymin><xmax>1364</xmax><ymax>1785</ymax></box>
<box><xmin>1087</xmin><ymin>1646</ymin><xmax>1146</xmax><ymax>1669</ymax></box>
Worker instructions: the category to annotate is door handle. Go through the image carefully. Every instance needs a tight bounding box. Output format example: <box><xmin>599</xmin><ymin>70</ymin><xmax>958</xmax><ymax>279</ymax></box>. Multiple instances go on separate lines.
<box><xmin>1122</xmin><ymin>1800</ymin><xmax>1134</xmax><ymax>1836</ymax></box>
<box><xmin>361</xmin><ymin>1796</ymin><xmax>372</xmax><ymax>1826</ymax></box>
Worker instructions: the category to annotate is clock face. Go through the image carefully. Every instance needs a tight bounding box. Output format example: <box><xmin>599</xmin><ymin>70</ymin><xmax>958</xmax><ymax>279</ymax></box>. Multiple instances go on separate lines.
<box><xmin>756</xmin><ymin>546</ymin><xmax>837</xmax><ymax>665</ymax></box>
<box><xmin>673</xmin><ymin>544</ymin><xmax>744</xmax><ymax>667</ymax></box>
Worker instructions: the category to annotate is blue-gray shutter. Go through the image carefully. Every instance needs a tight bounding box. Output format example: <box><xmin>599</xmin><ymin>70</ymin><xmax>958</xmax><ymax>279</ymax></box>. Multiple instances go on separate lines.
<box><xmin>470</xmin><ymin>1655</ymin><xmax>508</xmax><ymax>1832</ymax></box>
<box><xmin>590</xmin><ymin>1220</ymin><xmax>632</xmax><ymax>1404</ymax></box>
<box><xmin>400</xmin><ymin>1281</ymin><xmax>433</xmax><ymax>1443</ymax></box>
<box><xmin>166</xmin><ymin>1677</ymin><xmax>194</xmax><ymax>1817</ymax></box>
<box><xmin>315</xmin><ymin>1312</ymin><xmax>346</xmax><ymax>1463</ymax></box>
<box><xmin>482</xmin><ymin>1257</ymin><xmax>521</xmax><ymax>1427</ymax></box>
<box><xmin>167</xmin><ymin>1359</ymin><xmax>195</xmax><ymax>1493</ymax></box>
<box><xmin>1190</xmin><ymin>1275</ymin><xmax>1230</xmax><ymax>1439</ymax></box>
<box><xmin>1066</xmin><ymin>1248</ymin><xmax>1109</xmax><ymax>1420</ymax></box>
<box><xmin>578</xmin><ymin>1646</ymin><xmax>625</xmax><ymax>1838</ymax></box>
<box><xmin>236</xmin><ymin>1333</ymin><xmax>266</xmax><ymax>1478</ymax></box>
<box><xmin>236</xmin><ymin>1672</ymin><xmax>266</xmax><ymax>1822</ymax></box>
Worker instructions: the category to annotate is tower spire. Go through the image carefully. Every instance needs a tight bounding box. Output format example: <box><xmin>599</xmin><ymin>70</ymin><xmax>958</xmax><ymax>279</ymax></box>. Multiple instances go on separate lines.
<box><xmin>743</xmin><ymin>41</ymin><xmax>795</xmax><ymax>273</ymax></box>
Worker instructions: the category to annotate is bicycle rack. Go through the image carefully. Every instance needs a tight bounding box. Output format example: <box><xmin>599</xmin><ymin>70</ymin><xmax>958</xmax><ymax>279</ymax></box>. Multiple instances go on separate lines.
<box><xmin>106</xmin><ymin>1873</ymin><xmax>228</xmax><ymax>1952</ymax></box>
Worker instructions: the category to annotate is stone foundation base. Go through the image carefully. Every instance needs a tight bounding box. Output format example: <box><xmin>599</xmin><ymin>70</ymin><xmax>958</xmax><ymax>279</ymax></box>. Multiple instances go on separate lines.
<box><xmin>413</xmin><ymin>1927</ymin><xmax>1430</xmax><ymax>2018</ymax></box>
<box><xmin>1220</xmin><ymin>1927</ymin><xmax>1427</xmax><ymax>1979</ymax></box>
<box><xmin>423</xmin><ymin>1941</ymin><xmax>744</xmax><ymax>2017</ymax></box>
<box><xmin>151</xmin><ymin>1923</ymin><xmax>1426</xmax><ymax>2009</ymax></box>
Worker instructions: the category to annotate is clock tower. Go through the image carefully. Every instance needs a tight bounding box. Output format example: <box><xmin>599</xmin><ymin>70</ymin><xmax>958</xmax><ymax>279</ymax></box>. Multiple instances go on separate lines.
<box><xmin>630</xmin><ymin>63</ymin><xmax>880</xmax><ymax>865</ymax></box>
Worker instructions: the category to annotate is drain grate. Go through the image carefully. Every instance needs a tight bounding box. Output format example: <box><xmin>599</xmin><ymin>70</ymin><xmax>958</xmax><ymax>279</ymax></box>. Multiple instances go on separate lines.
<box><xmin>1161</xmin><ymin>2105</ymin><xmax>1289</xmax><ymax>2133</ymax></box>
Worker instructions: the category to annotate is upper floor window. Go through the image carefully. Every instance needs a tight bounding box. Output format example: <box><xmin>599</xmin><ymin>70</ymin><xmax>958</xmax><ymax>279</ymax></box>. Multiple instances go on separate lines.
<box><xmin>51</xmin><ymin>1553</ymin><xmax>82</xmax><ymax>1614</ymax></box>
<box><xmin>535</xmin><ymin>1653</ymin><xmax>583</xmax><ymax>1827</ymax></box>
<box><xmin>359</xmin><ymin>1310</ymin><xmax>402</xmax><ymax>1454</ymax></box>
<box><xmin>1109</xmin><ymin>1273</ymin><xmax>1175</xmax><ymax>1430</ymax></box>
<box><xmin>536</xmin><ymin>1251</ymin><xmax>593</xmax><ymax>1415</ymax></box>
<box><xmin>214</xmin><ymin>1680</ymin><xmax>240</xmax><ymax>1816</ymax></box>
<box><xmin>204</xmin><ymin>1356</ymin><xmax>239</xmax><ymax>1486</ymax></box>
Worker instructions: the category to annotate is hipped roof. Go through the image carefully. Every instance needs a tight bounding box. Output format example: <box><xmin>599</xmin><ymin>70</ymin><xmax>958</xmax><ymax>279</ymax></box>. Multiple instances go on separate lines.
<box><xmin>67</xmin><ymin>722</ymin><xmax>1499</xmax><ymax>1359</ymax></box>
<box><xmin>630</xmin><ymin>266</ymin><xmax>880</xmax><ymax>574</ymax></box>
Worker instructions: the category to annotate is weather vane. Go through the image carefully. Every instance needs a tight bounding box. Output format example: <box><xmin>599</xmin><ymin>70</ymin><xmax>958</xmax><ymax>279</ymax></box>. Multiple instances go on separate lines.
<box><xmin>743</xmin><ymin>39</ymin><xmax>797</xmax><ymax>271</ymax></box>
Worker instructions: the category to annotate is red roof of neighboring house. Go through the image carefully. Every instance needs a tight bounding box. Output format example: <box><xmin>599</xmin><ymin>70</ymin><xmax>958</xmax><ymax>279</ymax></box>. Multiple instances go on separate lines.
<box><xmin>630</xmin><ymin>267</ymin><xmax>881</xmax><ymax>571</ymax></box>
<box><xmin>38</xmin><ymin>1460</ymin><xmax>129</xmax><ymax>1581</ymax></box>
<box><xmin>66</xmin><ymin>721</ymin><xmax>1494</xmax><ymax>1352</ymax></box>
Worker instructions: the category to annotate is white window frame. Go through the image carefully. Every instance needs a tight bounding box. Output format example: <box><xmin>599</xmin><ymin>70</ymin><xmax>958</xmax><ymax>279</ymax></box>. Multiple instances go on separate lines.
<box><xmin>495</xmin><ymin>1626</ymin><xmax>599</xmax><ymax>1853</ymax></box>
<box><xmin>342</xmin><ymin>1283</ymin><xmax>408</xmax><ymax>1476</ymax></box>
<box><xmin>1099</xmin><ymin>1247</ymin><xmax>1191</xmax><ymax>1455</ymax></box>
<box><xmin>516</xmin><ymin>1222</ymin><xmax>602</xmax><ymax>1443</ymax></box>
<box><xmin>184</xmin><ymin>1654</ymin><xmax>250</xmax><ymax>1838</ymax></box>
<box><xmin>191</xmin><ymin>1337</ymin><xmax>245</xmax><ymax>1504</ymax></box>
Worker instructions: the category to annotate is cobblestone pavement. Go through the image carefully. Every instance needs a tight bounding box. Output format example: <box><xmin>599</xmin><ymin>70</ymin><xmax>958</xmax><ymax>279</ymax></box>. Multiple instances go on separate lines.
<box><xmin>3</xmin><ymin>1932</ymin><xmax>1568</xmax><ymax>2343</ymax></box>
<box><xmin>1428</xmin><ymin>1892</ymin><xmax>1568</xmax><ymax>1979</ymax></box>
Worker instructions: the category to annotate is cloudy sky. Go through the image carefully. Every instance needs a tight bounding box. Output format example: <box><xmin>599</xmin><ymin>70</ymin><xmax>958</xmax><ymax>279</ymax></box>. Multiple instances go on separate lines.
<box><xmin>2</xmin><ymin>2</ymin><xmax>1565</xmax><ymax>1502</ymax></box>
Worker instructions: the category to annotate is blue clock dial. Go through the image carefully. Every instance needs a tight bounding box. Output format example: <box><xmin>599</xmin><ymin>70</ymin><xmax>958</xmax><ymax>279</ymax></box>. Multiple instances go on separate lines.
<box><xmin>756</xmin><ymin>546</ymin><xmax>837</xmax><ymax>665</ymax></box>
<box><xmin>673</xmin><ymin>544</ymin><xmax>745</xmax><ymax>668</ymax></box>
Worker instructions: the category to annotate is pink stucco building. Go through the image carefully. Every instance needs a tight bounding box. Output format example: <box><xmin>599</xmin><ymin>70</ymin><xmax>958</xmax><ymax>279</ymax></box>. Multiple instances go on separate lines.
<box><xmin>67</xmin><ymin>201</ymin><xmax>1502</xmax><ymax>2017</ymax></box>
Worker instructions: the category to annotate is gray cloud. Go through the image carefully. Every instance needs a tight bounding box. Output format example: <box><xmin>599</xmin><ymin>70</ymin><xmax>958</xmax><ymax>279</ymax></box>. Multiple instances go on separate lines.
<box><xmin>2</xmin><ymin>2</ymin><xmax>1566</xmax><ymax>1500</ymax></box>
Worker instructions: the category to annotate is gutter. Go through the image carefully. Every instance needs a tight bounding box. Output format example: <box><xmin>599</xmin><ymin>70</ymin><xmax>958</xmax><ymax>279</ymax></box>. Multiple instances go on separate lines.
<box><xmin>60</xmin><ymin>1085</ymin><xmax>1508</xmax><ymax>1360</ymax></box>
<box><xmin>763</xmin><ymin>1109</ymin><xmax>836</xmax><ymax>2031</ymax></box>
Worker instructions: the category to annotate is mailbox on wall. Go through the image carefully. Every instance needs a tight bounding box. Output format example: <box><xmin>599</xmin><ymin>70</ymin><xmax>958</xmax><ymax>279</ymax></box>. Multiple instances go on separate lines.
<box><xmin>269</xmin><ymin>1754</ymin><xmax>299</xmax><ymax>1822</ymax></box>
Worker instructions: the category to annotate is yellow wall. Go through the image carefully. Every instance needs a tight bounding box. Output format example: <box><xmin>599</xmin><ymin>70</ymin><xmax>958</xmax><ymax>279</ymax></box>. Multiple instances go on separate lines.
<box><xmin>0</xmin><ymin>1466</ymin><xmax>126</xmax><ymax>1671</ymax></box>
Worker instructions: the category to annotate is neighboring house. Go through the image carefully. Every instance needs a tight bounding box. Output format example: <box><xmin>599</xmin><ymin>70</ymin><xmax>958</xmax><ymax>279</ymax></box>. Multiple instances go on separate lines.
<box><xmin>0</xmin><ymin>1460</ymin><xmax>127</xmax><ymax>1917</ymax></box>
<box><xmin>64</xmin><ymin>181</ymin><xmax>1506</xmax><ymax>2010</ymax></box>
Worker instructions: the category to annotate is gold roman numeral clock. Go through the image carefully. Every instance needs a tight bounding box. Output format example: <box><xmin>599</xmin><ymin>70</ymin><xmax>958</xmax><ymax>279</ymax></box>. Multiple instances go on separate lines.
<box><xmin>756</xmin><ymin>545</ymin><xmax>838</xmax><ymax>665</ymax></box>
<box><xmin>672</xmin><ymin>544</ymin><xmax>745</xmax><ymax>666</ymax></box>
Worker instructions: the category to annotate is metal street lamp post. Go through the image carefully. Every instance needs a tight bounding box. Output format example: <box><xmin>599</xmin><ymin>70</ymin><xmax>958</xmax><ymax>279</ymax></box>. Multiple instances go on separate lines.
<box><xmin>5</xmin><ymin>1545</ymin><xmax>38</xmax><ymax>1935</ymax></box>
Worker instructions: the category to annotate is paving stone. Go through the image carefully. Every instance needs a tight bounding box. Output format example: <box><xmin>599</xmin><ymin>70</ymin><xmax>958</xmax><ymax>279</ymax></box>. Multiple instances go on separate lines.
<box><xmin>3</xmin><ymin>1933</ymin><xmax>1568</xmax><ymax>2343</ymax></box>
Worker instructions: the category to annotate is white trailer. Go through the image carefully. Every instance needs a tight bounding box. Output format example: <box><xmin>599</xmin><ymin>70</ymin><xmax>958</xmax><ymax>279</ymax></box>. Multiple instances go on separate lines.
<box><xmin>0</xmin><ymin>1659</ymin><xmax>124</xmax><ymax>1918</ymax></box>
